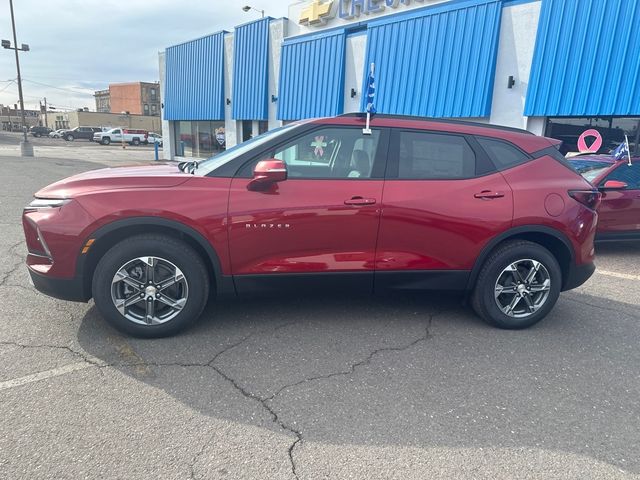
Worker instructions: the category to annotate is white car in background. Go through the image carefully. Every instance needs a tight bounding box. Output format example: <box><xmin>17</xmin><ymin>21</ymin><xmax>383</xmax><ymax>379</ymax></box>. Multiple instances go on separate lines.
<box><xmin>147</xmin><ymin>132</ymin><xmax>163</xmax><ymax>146</ymax></box>
<box><xmin>49</xmin><ymin>129</ymin><xmax>66</xmax><ymax>138</ymax></box>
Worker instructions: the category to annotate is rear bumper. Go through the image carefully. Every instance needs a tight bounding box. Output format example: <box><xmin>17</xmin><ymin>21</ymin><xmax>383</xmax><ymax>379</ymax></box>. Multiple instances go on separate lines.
<box><xmin>28</xmin><ymin>267</ymin><xmax>89</xmax><ymax>302</ymax></box>
<box><xmin>562</xmin><ymin>261</ymin><xmax>595</xmax><ymax>291</ymax></box>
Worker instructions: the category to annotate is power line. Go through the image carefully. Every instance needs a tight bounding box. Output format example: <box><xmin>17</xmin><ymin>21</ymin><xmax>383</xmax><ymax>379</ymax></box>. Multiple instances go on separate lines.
<box><xmin>22</xmin><ymin>78</ymin><xmax>95</xmax><ymax>96</ymax></box>
<box><xmin>0</xmin><ymin>81</ymin><xmax>16</xmax><ymax>94</ymax></box>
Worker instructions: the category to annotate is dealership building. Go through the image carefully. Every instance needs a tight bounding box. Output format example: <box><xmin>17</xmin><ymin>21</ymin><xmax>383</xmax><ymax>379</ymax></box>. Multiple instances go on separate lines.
<box><xmin>159</xmin><ymin>0</ymin><xmax>640</xmax><ymax>160</ymax></box>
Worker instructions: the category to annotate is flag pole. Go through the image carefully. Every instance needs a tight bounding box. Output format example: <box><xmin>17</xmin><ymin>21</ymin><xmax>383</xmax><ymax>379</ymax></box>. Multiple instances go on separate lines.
<box><xmin>625</xmin><ymin>134</ymin><xmax>632</xmax><ymax>166</ymax></box>
<box><xmin>363</xmin><ymin>62</ymin><xmax>374</xmax><ymax>135</ymax></box>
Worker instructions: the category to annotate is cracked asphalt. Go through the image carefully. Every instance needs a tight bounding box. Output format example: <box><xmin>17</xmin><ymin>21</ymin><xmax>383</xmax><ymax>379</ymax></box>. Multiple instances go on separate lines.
<box><xmin>1</xmin><ymin>143</ymin><xmax>640</xmax><ymax>479</ymax></box>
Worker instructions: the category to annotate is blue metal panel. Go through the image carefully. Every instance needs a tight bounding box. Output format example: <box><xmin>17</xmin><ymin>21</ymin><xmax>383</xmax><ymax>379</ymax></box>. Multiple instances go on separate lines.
<box><xmin>164</xmin><ymin>32</ymin><xmax>225</xmax><ymax>121</ymax></box>
<box><xmin>525</xmin><ymin>0</ymin><xmax>640</xmax><ymax>117</ymax></box>
<box><xmin>361</xmin><ymin>0</ymin><xmax>502</xmax><ymax>118</ymax></box>
<box><xmin>232</xmin><ymin>18</ymin><xmax>270</xmax><ymax>120</ymax></box>
<box><xmin>277</xmin><ymin>30</ymin><xmax>346</xmax><ymax>120</ymax></box>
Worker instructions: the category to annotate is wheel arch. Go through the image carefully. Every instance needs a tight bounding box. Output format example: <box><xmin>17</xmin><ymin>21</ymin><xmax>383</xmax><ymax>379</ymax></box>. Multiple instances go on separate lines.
<box><xmin>467</xmin><ymin>226</ymin><xmax>575</xmax><ymax>291</ymax></box>
<box><xmin>78</xmin><ymin>217</ymin><xmax>228</xmax><ymax>299</ymax></box>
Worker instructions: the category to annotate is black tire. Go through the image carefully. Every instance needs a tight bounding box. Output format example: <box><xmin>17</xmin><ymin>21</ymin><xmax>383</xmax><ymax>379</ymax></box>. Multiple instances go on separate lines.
<box><xmin>471</xmin><ymin>240</ymin><xmax>561</xmax><ymax>329</ymax></box>
<box><xmin>132</xmin><ymin>138</ymin><xmax>140</xmax><ymax>146</ymax></box>
<box><xmin>92</xmin><ymin>234</ymin><xmax>210</xmax><ymax>337</ymax></box>
<box><xmin>34</xmin><ymin>133</ymin><xmax>40</xmax><ymax>138</ymax></box>
<box><xmin>101</xmin><ymin>137</ymin><xmax>111</xmax><ymax>145</ymax></box>
<box><xmin>66</xmin><ymin>134</ymin><xmax>74</xmax><ymax>141</ymax></box>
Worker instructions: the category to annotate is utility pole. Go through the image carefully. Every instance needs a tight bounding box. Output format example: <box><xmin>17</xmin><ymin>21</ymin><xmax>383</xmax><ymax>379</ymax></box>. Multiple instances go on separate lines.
<box><xmin>2</xmin><ymin>0</ymin><xmax>33</xmax><ymax>156</ymax></box>
<box><xmin>43</xmin><ymin>97</ymin><xmax>48</xmax><ymax>128</ymax></box>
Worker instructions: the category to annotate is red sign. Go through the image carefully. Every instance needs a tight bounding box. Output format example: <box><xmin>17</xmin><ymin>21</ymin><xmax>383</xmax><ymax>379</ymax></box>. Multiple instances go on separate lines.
<box><xmin>577</xmin><ymin>129</ymin><xmax>603</xmax><ymax>153</ymax></box>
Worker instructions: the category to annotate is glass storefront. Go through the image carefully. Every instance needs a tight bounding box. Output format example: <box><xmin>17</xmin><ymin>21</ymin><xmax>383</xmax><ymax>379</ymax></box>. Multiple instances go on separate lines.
<box><xmin>546</xmin><ymin>117</ymin><xmax>640</xmax><ymax>155</ymax></box>
<box><xmin>174</xmin><ymin>121</ymin><xmax>226</xmax><ymax>158</ymax></box>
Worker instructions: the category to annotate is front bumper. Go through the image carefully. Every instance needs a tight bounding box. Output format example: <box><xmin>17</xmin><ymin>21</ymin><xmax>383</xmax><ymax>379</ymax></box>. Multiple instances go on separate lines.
<box><xmin>562</xmin><ymin>261</ymin><xmax>595</xmax><ymax>291</ymax></box>
<box><xmin>28</xmin><ymin>267</ymin><xmax>89</xmax><ymax>302</ymax></box>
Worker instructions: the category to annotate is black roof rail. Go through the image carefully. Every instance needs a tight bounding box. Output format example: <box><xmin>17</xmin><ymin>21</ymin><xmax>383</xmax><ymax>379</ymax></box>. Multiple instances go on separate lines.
<box><xmin>337</xmin><ymin>113</ymin><xmax>534</xmax><ymax>135</ymax></box>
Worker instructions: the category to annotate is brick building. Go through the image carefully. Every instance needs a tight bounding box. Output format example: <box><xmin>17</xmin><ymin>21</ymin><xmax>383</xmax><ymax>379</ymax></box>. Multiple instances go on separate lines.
<box><xmin>94</xmin><ymin>82</ymin><xmax>161</xmax><ymax>116</ymax></box>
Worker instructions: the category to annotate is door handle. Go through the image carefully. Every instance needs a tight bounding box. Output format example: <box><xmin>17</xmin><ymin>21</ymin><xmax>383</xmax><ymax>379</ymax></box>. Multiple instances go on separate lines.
<box><xmin>344</xmin><ymin>196</ymin><xmax>376</xmax><ymax>205</ymax></box>
<box><xmin>474</xmin><ymin>190</ymin><xmax>505</xmax><ymax>199</ymax></box>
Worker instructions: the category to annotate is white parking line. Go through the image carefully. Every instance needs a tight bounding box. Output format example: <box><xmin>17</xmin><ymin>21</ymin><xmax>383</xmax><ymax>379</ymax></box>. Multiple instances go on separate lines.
<box><xmin>597</xmin><ymin>270</ymin><xmax>640</xmax><ymax>281</ymax></box>
<box><xmin>0</xmin><ymin>362</ymin><xmax>92</xmax><ymax>392</ymax></box>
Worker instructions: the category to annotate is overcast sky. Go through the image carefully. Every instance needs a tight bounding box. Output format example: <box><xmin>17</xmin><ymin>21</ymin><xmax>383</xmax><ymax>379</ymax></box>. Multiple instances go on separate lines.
<box><xmin>0</xmin><ymin>0</ymin><xmax>290</xmax><ymax>111</ymax></box>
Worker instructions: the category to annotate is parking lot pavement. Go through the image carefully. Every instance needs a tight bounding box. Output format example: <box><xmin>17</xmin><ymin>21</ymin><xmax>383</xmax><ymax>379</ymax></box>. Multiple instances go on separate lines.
<box><xmin>1</xmin><ymin>152</ymin><xmax>639</xmax><ymax>479</ymax></box>
<box><xmin>0</xmin><ymin>131</ymin><xmax>162</xmax><ymax>167</ymax></box>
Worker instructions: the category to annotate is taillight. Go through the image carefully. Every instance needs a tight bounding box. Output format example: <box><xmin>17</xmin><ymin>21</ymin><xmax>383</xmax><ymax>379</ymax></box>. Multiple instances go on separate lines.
<box><xmin>568</xmin><ymin>190</ymin><xmax>602</xmax><ymax>210</ymax></box>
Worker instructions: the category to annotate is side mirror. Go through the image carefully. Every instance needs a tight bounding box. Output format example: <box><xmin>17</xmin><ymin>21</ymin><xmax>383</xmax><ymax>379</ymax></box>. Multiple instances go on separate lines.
<box><xmin>601</xmin><ymin>180</ymin><xmax>628</xmax><ymax>190</ymax></box>
<box><xmin>248</xmin><ymin>159</ymin><xmax>287</xmax><ymax>191</ymax></box>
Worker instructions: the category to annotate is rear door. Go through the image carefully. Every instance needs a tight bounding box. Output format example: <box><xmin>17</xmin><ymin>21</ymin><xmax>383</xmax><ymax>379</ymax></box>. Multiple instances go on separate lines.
<box><xmin>598</xmin><ymin>161</ymin><xmax>640</xmax><ymax>234</ymax></box>
<box><xmin>227</xmin><ymin>125</ymin><xmax>389</xmax><ymax>293</ymax></box>
<box><xmin>375</xmin><ymin>129</ymin><xmax>513</xmax><ymax>290</ymax></box>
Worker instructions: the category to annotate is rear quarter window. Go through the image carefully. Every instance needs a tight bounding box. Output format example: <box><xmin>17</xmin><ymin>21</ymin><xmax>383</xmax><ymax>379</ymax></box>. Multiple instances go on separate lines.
<box><xmin>476</xmin><ymin>137</ymin><xmax>529</xmax><ymax>170</ymax></box>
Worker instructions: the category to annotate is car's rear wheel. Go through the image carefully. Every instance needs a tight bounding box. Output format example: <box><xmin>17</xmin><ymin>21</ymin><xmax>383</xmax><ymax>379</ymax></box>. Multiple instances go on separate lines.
<box><xmin>471</xmin><ymin>240</ymin><xmax>561</xmax><ymax>329</ymax></box>
<box><xmin>132</xmin><ymin>138</ymin><xmax>140</xmax><ymax>146</ymax></box>
<box><xmin>92</xmin><ymin>235</ymin><xmax>209</xmax><ymax>337</ymax></box>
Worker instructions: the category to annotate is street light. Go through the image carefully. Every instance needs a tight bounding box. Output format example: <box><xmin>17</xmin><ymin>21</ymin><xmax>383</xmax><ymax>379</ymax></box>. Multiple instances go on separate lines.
<box><xmin>242</xmin><ymin>5</ymin><xmax>265</xmax><ymax>17</ymax></box>
<box><xmin>2</xmin><ymin>0</ymin><xmax>32</xmax><ymax>156</ymax></box>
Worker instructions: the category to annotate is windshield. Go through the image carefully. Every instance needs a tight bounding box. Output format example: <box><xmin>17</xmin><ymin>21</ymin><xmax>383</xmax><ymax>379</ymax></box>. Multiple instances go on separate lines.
<box><xmin>568</xmin><ymin>159</ymin><xmax>613</xmax><ymax>183</ymax></box>
<box><xmin>194</xmin><ymin>124</ymin><xmax>297</xmax><ymax>176</ymax></box>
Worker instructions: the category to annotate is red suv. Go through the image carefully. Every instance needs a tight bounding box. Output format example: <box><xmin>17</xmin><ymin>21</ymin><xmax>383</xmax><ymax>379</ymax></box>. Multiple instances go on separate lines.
<box><xmin>23</xmin><ymin>115</ymin><xmax>599</xmax><ymax>337</ymax></box>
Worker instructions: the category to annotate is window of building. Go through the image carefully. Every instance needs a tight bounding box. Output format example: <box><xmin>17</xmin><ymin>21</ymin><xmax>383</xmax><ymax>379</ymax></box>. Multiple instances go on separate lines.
<box><xmin>150</xmin><ymin>88</ymin><xmax>156</xmax><ymax>100</ymax></box>
<box><xmin>476</xmin><ymin>137</ymin><xmax>529</xmax><ymax>170</ymax></box>
<box><xmin>143</xmin><ymin>104</ymin><xmax>149</xmax><ymax>114</ymax></box>
<box><xmin>397</xmin><ymin>131</ymin><xmax>475</xmax><ymax>179</ymax></box>
<box><xmin>173</xmin><ymin>120</ymin><xmax>226</xmax><ymax>158</ymax></box>
<box><xmin>547</xmin><ymin>117</ymin><xmax>640</xmax><ymax>155</ymax></box>
<box><xmin>151</xmin><ymin>104</ymin><xmax>157</xmax><ymax>113</ymax></box>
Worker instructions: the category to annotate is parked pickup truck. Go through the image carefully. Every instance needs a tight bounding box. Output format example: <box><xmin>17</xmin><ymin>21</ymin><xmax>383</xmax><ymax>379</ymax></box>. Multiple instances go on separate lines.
<box><xmin>94</xmin><ymin>128</ymin><xmax>149</xmax><ymax>146</ymax></box>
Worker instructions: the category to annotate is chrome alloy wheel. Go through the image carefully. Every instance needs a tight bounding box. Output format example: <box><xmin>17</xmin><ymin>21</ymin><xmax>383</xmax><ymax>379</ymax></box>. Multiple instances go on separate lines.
<box><xmin>494</xmin><ymin>259</ymin><xmax>551</xmax><ymax>318</ymax></box>
<box><xmin>110</xmin><ymin>256</ymin><xmax>188</xmax><ymax>325</ymax></box>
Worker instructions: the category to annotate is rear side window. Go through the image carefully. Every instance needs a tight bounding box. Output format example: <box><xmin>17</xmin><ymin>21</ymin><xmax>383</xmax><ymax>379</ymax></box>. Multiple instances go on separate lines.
<box><xmin>476</xmin><ymin>137</ymin><xmax>529</xmax><ymax>170</ymax></box>
<box><xmin>397</xmin><ymin>131</ymin><xmax>475</xmax><ymax>179</ymax></box>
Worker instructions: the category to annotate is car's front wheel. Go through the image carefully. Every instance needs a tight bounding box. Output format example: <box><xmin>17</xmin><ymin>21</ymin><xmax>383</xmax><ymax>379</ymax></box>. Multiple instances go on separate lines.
<box><xmin>471</xmin><ymin>240</ymin><xmax>561</xmax><ymax>329</ymax></box>
<box><xmin>65</xmin><ymin>134</ymin><xmax>74</xmax><ymax>141</ymax></box>
<box><xmin>101</xmin><ymin>137</ymin><xmax>110</xmax><ymax>145</ymax></box>
<box><xmin>92</xmin><ymin>234</ymin><xmax>210</xmax><ymax>337</ymax></box>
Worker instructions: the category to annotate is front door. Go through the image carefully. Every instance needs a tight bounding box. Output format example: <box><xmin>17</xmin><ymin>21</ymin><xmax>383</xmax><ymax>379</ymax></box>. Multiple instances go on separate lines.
<box><xmin>598</xmin><ymin>161</ymin><xmax>640</xmax><ymax>234</ymax></box>
<box><xmin>228</xmin><ymin>126</ymin><xmax>388</xmax><ymax>293</ymax></box>
<box><xmin>375</xmin><ymin>129</ymin><xmax>513</xmax><ymax>290</ymax></box>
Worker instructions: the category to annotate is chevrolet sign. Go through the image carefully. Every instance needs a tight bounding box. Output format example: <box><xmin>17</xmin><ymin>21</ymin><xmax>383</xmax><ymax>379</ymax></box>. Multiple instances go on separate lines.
<box><xmin>299</xmin><ymin>0</ymin><xmax>426</xmax><ymax>26</ymax></box>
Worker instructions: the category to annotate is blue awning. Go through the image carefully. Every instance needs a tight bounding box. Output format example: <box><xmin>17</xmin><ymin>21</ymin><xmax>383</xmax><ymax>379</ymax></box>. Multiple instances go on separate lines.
<box><xmin>164</xmin><ymin>32</ymin><xmax>225</xmax><ymax>121</ymax></box>
<box><xmin>361</xmin><ymin>0</ymin><xmax>502</xmax><ymax>118</ymax></box>
<box><xmin>277</xmin><ymin>30</ymin><xmax>346</xmax><ymax>121</ymax></box>
<box><xmin>232</xmin><ymin>18</ymin><xmax>270</xmax><ymax>120</ymax></box>
<box><xmin>525</xmin><ymin>0</ymin><xmax>640</xmax><ymax>117</ymax></box>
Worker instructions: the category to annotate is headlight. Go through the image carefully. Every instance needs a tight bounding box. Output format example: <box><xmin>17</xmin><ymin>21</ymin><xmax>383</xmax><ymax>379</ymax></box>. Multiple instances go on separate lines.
<box><xmin>24</xmin><ymin>198</ymin><xmax>70</xmax><ymax>211</ymax></box>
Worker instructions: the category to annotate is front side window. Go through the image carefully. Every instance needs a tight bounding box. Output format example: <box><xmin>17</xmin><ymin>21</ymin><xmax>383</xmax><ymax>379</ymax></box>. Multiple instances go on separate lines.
<box><xmin>272</xmin><ymin>128</ymin><xmax>381</xmax><ymax>179</ymax></box>
<box><xmin>397</xmin><ymin>131</ymin><xmax>475</xmax><ymax>179</ymax></box>
<box><xmin>604</xmin><ymin>163</ymin><xmax>640</xmax><ymax>189</ymax></box>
